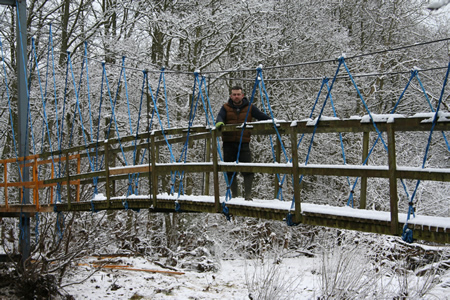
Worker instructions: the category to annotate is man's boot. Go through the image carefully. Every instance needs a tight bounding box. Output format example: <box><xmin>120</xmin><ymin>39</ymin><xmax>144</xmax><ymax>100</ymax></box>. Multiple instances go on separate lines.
<box><xmin>244</xmin><ymin>174</ymin><xmax>253</xmax><ymax>200</ymax></box>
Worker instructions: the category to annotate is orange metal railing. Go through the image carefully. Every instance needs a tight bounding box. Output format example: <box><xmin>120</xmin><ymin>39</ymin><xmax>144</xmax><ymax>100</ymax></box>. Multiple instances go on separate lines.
<box><xmin>1</xmin><ymin>153</ymin><xmax>81</xmax><ymax>210</ymax></box>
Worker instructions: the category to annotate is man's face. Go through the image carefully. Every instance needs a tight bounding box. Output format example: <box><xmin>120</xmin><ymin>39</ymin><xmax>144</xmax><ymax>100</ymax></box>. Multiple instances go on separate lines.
<box><xmin>230</xmin><ymin>89</ymin><xmax>244</xmax><ymax>105</ymax></box>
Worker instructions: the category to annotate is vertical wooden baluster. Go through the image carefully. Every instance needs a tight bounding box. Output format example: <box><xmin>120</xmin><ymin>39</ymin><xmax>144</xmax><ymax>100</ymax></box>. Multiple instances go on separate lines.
<box><xmin>274</xmin><ymin>138</ymin><xmax>281</xmax><ymax>199</ymax></box>
<box><xmin>360</xmin><ymin>131</ymin><xmax>369</xmax><ymax>209</ymax></box>
<box><xmin>212</xmin><ymin>129</ymin><xmax>220</xmax><ymax>213</ymax></box>
<box><xmin>204</xmin><ymin>135</ymin><xmax>211</xmax><ymax>196</ymax></box>
<box><xmin>4</xmin><ymin>162</ymin><xmax>8</xmax><ymax>209</ymax></box>
<box><xmin>50</xmin><ymin>161</ymin><xmax>54</xmax><ymax>205</ymax></box>
<box><xmin>150</xmin><ymin>133</ymin><xmax>157</xmax><ymax>208</ymax></box>
<box><xmin>290</xmin><ymin>126</ymin><xmax>301</xmax><ymax>223</ymax></box>
<box><xmin>66</xmin><ymin>152</ymin><xmax>71</xmax><ymax>210</ymax></box>
<box><xmin>76</xmin><ymin>154</ymin><xmax>80</xmax><ymax>202</ymax></box>
<box><xmin>34</xmin><ymin>156</ymin><xmax>39</xmax><ymax>210</ymax></box>
<box><xmin>387</xmin><ymin>123</ymin><xmax>399</xmax><ymax>235</ymax></box>
<box><xmin>105</xmin><ymin>142</ymin><xmax>111</xmax><ymax>209</ymax></box>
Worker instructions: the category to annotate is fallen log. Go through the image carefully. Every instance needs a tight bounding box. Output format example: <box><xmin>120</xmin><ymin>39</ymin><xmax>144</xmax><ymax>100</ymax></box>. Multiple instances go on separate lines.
<box><xmin>78</xmin><ymin>263</ymin><xmax>185</xmax><ymax>275</ymax></box>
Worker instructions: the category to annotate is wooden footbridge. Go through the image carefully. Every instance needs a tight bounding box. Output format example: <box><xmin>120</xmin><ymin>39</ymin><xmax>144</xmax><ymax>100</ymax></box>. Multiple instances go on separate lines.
<box><xmin>0</xmin><ymin>3</ymin><xmax>448</xmax><ymax>270</ymax></box>
<box><xmin>1</xmin><ymin>116</ymin><xmax>449</xmax><ymax>243</ymax></box>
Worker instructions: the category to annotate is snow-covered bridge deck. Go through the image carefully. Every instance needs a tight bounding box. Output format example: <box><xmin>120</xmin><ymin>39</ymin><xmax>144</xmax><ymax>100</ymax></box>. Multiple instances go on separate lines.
<box><xmin>3</xmin><ymin>194</ymin><xmax>449</xmax><ymax>243</ymax></box>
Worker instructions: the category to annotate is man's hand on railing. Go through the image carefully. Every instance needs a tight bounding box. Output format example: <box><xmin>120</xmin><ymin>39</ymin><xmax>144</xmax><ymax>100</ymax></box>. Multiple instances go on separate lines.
<box><xmin>215</xmin><ymin>122</ymin><xmax>224</xmax><ymax>130</ymax></box>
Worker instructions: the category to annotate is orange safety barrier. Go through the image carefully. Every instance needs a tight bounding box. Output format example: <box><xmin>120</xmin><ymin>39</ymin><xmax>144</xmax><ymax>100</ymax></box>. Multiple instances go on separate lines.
<box><xmin>0</xmin><ymin>153</ymin><xmax>81</xmax><ymax>210</ymax></box>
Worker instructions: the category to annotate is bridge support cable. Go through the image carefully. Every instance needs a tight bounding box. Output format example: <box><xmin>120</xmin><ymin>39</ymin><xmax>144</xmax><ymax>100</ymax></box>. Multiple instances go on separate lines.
<box><xmin>325</xmin><ymin>80</ymin><xmax>352</xmax><ymax>188</ymax></box>
<box><xmin>341</xmin><ymin>64</ymin><xmax>450</xmax><ymax>227</ymax></box>
<box><xmin>126</xmin><ymin>61</ymin><xmax>146</xmax><ymax>202</ymax></box>
<box><xmin>55</xmin><ymin>52</ymin><xmax>73</xmax><ymax>206</ymax></box>
<box><xmin>171</xmin><ymin>71</ymin><xmax>205</xmax><ymax>198</ymax></box>
<box><xmin>339</xmin><ymin>58</ymin><xmax>450</xmax><ymax>240</ymax></box>
<box><xmin>341</xmin><ymin>59</ymin><xmax>415</xmax><ymax>227</ymax></box>
<box><xmin>341</xmin><ymin>59</ymin><xmax>429</xmax><ymax>212</ymax></box>
<box><xmin>289</xmin><ymin>58</ymin><xmax>344</xmax><ymax>214</ymax></box>
<box><xmin>142</xmin><ymin>69</ymin><xmax>177</xmax><ymax>203</ymax></box>
<box><xmin>101</xmin><ymin>61</ymin><xmax>128</xmax><ymax>165</ymax></box>
<box><xmin>133</xmin><ymin>68</ymin><xmax>171</xmax><ymax>195</ymax></box>
<box><xmin>84</xmin><ymin>42</ymin><xmax>94</xmax><ymax>145</ymax></box>
<box><xmin>257</xmin><ymin>70</ymin><xmax>289</xmax><ymax>201</ymax></box>
<box><xmin>273</xmin><ymin>76</ymin><xmax>342</xmax><ymax>205</ymax></box>
<box><xmin>30</xmin><ymin>36</ymin><xmax>63</xmax><ymax>221</ymax></box>
<box><xmin>416</xmin><ymin>72</ymin><xmax>450</xmax><ymax>151</ymax></box>
<box><xmin>168</xmin><ymin>71</ymin><xmax>223</xmax><ymax>204</ymax></box>
<box><xmin>403</xmin><ymin>61</ymin><xmax>450</xmax><ymax>242</ymax></box>
<box><xmin>67</xmin><ymin>53</ymin><xmax>96</xmax><ymax>175</ymax></box>
<box><xmin>345</xmin><ymin>69</ymin><xmax>419</xmax><ymax>207</ymax></box>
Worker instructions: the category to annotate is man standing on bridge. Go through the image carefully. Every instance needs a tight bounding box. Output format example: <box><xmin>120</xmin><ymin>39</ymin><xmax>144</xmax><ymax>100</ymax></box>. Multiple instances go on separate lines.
<box><xmin>215</xmin><ymin>85</ymin><xmax>270</xmax><ymax>200</ymax></box>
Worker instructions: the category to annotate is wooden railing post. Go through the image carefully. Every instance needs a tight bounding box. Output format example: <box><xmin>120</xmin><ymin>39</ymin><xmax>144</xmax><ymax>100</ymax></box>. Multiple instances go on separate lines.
<box><xmin>66</xmin><ymin>152</ymin><xmax>71</xmax><ymax>210</ymax></box>
<box><xmin>290</xmin><ymin>127</ymin><xmax>301</xmax><ymax>223</ymax></box>
<box><xmin>50</xmin><ymin>161</ymin><xmax>54</xmax><ymax>204</ymax></box>
<box><xmin>360</xmin><ymin>131</ymin><xmax>369</xmax><ymax>209</ymax></box>
<box><xmin>150</xmin><ymin>133</ymin><xmax>158</xmax><ymax>208</ymax></box>
<box><xmin>76</xmin><ymin>154</ymin><xmax>81</xmax><ymax>202</ymax></box>
<box><xmin>33</xmin><ymin>156</ymin><xmax>39</xmax><ymax>210</ymax></box>
<box><xmin>387</xmin><ymin>123</ymin><xmax>399</xmax><ymax>235</ymax></box>
<box><xmin>204</xmin><ymin>136</ymin><xmax>211</xmax><ymax>196</ymax></box>
<box><xmin>104</xmin><ymin>142</ymin><xmax>111</xmax><ymax>208</ymax></box>
<box><xmin>4</xmin><ymin>161</ymin><xmax>8</xmax><ymax>209</ymax></box>
<box><xmin>212</xmin><ymin>129</ymin><xmax>220</xmax><ymax>212</ymax></box>
<box><xmin>274</xmin><ymin>137</ymin><xmax>281</xmax><ymax>199</ymax></box>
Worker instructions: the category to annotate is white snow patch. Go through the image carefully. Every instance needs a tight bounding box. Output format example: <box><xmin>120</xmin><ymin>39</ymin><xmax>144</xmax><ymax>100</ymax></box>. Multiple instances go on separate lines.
<box><xmin>360</xmin><ymin>113</ymin><xmax>406</xmax><ymax>123</ymax></box>
<box><xmin>306</xmin><ymin>115</ymin><xmax>340</xmax><ymax>126</ymax></box>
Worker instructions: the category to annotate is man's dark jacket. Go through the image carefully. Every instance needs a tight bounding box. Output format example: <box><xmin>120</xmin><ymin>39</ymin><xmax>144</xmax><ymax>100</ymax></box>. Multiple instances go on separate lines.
<box><xmin>216</xmin><ymin>97</ymin><xmax>270</xmax><ymax>143</ymax></box>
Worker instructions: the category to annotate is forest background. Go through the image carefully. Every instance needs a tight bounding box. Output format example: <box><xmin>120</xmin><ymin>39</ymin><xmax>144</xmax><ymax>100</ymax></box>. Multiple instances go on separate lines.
<box><xmin>0</xmin><ymin>0</ymin><xmax>449</xmax><ymax>299</ymax></box>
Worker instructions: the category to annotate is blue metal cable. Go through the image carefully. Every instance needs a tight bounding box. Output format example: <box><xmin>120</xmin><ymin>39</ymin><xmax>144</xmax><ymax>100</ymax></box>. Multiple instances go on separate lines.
<box><xmin>35</xmin><ymin>212</ymin><xmax>40</xmax><ymax>244</ymax></box>
<box><xmin>172</xmin><ymin>72</ymin><xmax>203</xmax><ymax>196</ymax></box>
<box><xmin>342</xmin><ymin>59</ymin><xmax>388</xmax><ymax>151</ymax></box>
<box><xmin>258</xmin><ymin>71</ymin><xmax>290</xmax><ymax>200</ymax></box>
<box><xmin>417</xmin><ymin>74</ymin><xmax>450</xmax><ymax>151</ymax></box>
<box><xmin>31</xmin><ymin>37</ymin><xmax>59</xmax><ymax>178</ymax></box>
<box><xmin>408</xmin><ymin>62</ymin><xmax>450</xmax><ymax>220</ymax></box>
<box><xmin>258</xmin><ymin>83</ymin><xmax>283</xmax><ymax>200</ymax></box>
<box><xmin>49</xmin><ymin>25</ymin><xmax>61</xmax><ymax>150</ymax></box>
<box><xmin>93</xmin><ymin>64</ymin><xmax>106</xmax><ymax>195</ymax></box>
<box><xmin>145</xmin><ymin>69</ymin><xmax>176</xmax><ymax>161</ymax></box>
<box><xmin>67</xmin><ymin>52</ymin><xmax>95</xmax><ymax>171</ymax></box>
<box><xmin>129</xmin><ymin>70</ymin><xmax>148</xmax><ymax>195</ymax></box>
<box><xmin>68</xmin><ymin>49</ymin><xmax>87</xmax><ymax>148</ymax></box>
<box><xmin>346</xmin><ymin>69</ymin><xmax>421</xmax><ymax>206</ymax></box>
<box><xmin>290</xmin><ymin>59</ymin><xmax>344</xmax><ymax>210</ymax></box>
<box><xmin>326</xmin><ymin>80</ymin><xmax>351</xmax><ymax>187</ymax></box>
<box><xmin>84</xmin><ymin>42</ymin><xmax>94</xmax><ymax>143</ymax></box>
<box><xmin>277</xmin><ymin>78</ymin><xmax>329</xmax><ymax>198</ymax></box>
<box><xmin>100</xmin><ymin>62</ymin><xmax>128</xmax><ymax>166</ymax></box>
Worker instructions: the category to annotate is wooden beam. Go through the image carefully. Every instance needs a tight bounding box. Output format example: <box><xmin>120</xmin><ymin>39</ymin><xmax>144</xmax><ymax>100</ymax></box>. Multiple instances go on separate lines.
<box><xmin>387</xmin><ymin>123</ymin><xmax>399</xmax><ymax>235</ymax></box>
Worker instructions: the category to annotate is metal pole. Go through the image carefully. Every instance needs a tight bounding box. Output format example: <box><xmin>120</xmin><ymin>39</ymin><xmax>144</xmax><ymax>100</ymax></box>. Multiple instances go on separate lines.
<box><xmin>12</xmin><ymin>0</ymin><xmax>31</xmax><ymax>265</ymax></box>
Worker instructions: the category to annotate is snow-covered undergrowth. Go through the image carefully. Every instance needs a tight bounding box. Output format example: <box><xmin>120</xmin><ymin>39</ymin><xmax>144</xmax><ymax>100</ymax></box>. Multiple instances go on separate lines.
<box><xmin>1</xmin><ymin>211</ymin><xmax>449</xmax><ymax>299</ymax></box>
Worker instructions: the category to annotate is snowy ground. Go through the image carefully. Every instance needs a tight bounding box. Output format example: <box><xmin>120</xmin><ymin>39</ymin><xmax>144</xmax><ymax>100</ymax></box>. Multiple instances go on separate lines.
<box><xmin>60</xmin><ymin>249</ymin><xmax>450</xmax><ymax>300</ymax></box>
<box><xmin>61</xmin><ymin>255</ymin><xmax>318</xmax><ymax>299</ymax></box>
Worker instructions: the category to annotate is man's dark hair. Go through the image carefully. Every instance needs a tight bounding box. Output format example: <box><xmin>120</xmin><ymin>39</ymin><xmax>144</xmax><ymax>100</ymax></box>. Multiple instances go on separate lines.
<box><xmin>231</xmin><ymin>85</ymin><xmax>244</xmax><ymax>92</ymax></box>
